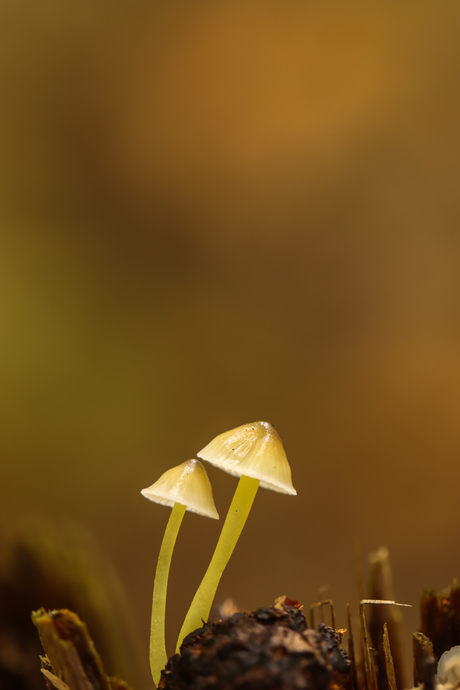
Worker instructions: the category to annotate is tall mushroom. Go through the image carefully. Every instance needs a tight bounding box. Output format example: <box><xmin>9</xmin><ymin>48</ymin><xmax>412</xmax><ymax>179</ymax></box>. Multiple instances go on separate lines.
<box><xmin>141</xmin><ymin>459</ymin><xmax>219</xmax><ymax>685</ymax></box>
<box><xmin>176</xmin><ymin>421</ymin><xmax>296</xmax><ymax>650</ymax></box>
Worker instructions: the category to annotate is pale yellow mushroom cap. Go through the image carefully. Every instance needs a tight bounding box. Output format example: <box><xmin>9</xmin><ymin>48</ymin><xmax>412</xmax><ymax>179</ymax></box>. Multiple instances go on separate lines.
<box><xmin>141</xmin><ymin>459</ymin><xmax>219</xmax><ymax>519</ymax></box>
<box><xmin>197</xmin><ymin>421</ymin><xmax>297</xmax><ymax>495</ymax></box>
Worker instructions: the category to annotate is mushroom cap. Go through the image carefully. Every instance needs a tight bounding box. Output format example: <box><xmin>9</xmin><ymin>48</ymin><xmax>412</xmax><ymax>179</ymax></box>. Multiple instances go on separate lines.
<box><xmin>141</xmin><ymin>459</ymin><xmax>219</xmax><ymax>519</ymax></box>
<box><xmin>437</xmin><ymin>646</ymin><xmax>460</xmax><ymax>685</ymax></box>
<box><xmin>197</xmin><ymin>421</ymin><xmax>297</xmax><ymax>495</ymax></box>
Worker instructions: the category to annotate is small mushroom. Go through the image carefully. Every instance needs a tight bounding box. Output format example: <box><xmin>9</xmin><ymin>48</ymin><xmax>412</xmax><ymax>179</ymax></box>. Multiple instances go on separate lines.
<box><xmin>176</xmin><ymin>421</ymin><xmax>296</xmax><ymax>649</ymax></box>
<box><xmin>141</xmin><ymin>459</ymin><xmax>218</xmax><ymax>685</ymax></box>
<box><xmin>437</xmin><ymin>646</ymin><xmax>460</xmax><ymax>686</ymax></box>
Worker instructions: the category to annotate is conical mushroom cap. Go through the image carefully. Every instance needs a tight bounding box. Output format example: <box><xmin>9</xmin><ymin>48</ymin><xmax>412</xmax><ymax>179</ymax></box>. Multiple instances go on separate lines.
<box><xmin>141</xmin><ymin>459</ymin><xmax>219</xmax><ymax>519</ymax></box>
<box><xmin>197</xmin><ymin>421</ymin><xmax>296</xmax><ymax>495</ymax></box>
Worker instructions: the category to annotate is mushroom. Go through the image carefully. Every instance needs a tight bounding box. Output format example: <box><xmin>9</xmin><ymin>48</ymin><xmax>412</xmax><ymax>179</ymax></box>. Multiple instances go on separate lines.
<box><xmin>437</xmin><ymin>646</ymin><xmax>460</xmax><ymax>686</ymax></box>
<box><xmin>176</xmin><ymin>421</ymin><xmax>296</xmax><ymax>650</ymax></box>
<box><xmin>141</xmin><ymin>458</ymin><xmax>219</xmax><ymax>685</ymax></box>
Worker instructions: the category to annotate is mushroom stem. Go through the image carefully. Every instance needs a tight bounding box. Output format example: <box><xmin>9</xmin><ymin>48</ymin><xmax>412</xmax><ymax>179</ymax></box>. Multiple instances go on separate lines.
<box><xmin>176</xmin><ymin>475</ymin><xmax>259</xmax><ymax>651</ymax></box>
<box><xmin>150</xmin><ymin>501</ymin><xmax>187</xmax><ymax>685</ymax></box>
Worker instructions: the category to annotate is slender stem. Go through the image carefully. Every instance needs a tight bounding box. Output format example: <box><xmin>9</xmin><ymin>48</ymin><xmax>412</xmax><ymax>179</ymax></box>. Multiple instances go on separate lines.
<box><xmin>176</xmin><ymin>475</ymin><xmax>259</xmax><ymax>651</ymax></box>
<box><xmin>150</xmin><ymin>502</ymin><xmax>186</xmax><ymax>685</ymax></box>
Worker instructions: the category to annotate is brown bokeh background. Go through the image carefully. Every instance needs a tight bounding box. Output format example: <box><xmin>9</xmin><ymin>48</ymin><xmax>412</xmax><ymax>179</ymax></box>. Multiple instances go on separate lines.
<box><xmin>1</xmin><ymin>1</ymin><xmax>459</xmax><ymax>687</ymax></box>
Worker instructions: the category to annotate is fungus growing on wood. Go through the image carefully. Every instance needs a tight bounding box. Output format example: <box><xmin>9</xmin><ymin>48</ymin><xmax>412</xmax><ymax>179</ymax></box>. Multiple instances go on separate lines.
<box><xmin>141</xmin><ymin>459</ymin><xmax>218</xmax><ymax>685</ymax></box>
<box><xmin>177</xmin><ymin>421</ymin><xmax>296</xmax><ymax>649</ymax></box>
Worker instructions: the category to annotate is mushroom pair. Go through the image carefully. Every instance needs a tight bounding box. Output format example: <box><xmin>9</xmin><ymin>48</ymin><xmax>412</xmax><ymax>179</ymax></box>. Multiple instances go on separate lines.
<box><xmin>141</xmin><ymin>421</ymin><xmax>296</xmax><ymax>686</ymax></box>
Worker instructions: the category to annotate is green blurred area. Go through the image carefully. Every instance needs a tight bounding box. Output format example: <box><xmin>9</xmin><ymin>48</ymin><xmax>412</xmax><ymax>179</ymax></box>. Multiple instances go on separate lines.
<box><xmin>1</xmin><ymin>1</ymin><xmax>460</xmax><ymax>686</ymax></box>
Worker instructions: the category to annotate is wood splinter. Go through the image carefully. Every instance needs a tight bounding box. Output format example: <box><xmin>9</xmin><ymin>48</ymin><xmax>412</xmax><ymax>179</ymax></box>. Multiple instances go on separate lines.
<box><xmin>383</xmin><ymin>623</ymin><xmax>397</xmax><ymax>690</ymax></box>
<box><xmin>309</xmin><ymin>599</ymin><xmax>336</xmax><ymax>630</ymax></box>
<box><xmin>31</xmin><ymin>608</ymin><xmax>132</xmax><ymax>690</ymax></box>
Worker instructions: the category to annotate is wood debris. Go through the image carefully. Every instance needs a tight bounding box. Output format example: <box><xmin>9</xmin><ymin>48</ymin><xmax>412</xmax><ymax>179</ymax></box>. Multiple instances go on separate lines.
<box><xmin>160</xmin><ymin>602</ymin><xmax>352</xmax><ymax>690</ymax></box>
<box><xmin>32</xmin><ymin>608</ymin><xmax>132</xmax><ymax>690</ymax></box>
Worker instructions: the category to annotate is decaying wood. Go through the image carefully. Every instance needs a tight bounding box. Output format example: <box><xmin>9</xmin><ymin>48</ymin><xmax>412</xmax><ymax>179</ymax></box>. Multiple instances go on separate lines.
<box><xmin>347</xmin><ymin>603</ymin><xmax>358</xmax><ymax>690</ymax></box>
<box><xmin>412</xmin><ymin>631</ymin><xmax>434</xmax><ymax>686</ymax></box>
<box><xmin>421</xmin><ymin>579</ymin><xmax>460</xmax><ymax>660</ymax></box>
<box><xmin>382</xmin><ymin>623</ymin><xmax>396</xmax><ymax>690</ymax></box>
<box><xmin>359</xmin><ymin>601</ymin><xmax>410</xmax><ymax>690</ymax></box>
<box><xmin>26</xmin><ymin>554</ymin><xmax>458</xmax><ymax>690</ymax></box>
<box><xmin>309</xmin><ymin>599</ymin><xmax>336</xmax><ymax>630</ymax></box>
<box><xmin>419</xmin><ymin>655</ymin><xmax>436</xmax><ymax>690</ymax></box>
<box><xmin>0</xmin><ymin>524</ymin><xmax>139</xmax><ymax>690</ymax></box>
<box><xmin>367</xmin><ymin>548</ymin><xmax>406</xmax><ymax>690</ymax></box>
<box><xmin>360</xmin><ymin>602</ymin><xmax>373</xmax><ymax>690</ymax></box>
<box><xmin>160</xmin><ymin>603</ymin><xmax>352</xmax><ymax>690</ymax></box>
<box><xmin>32</xmin><ymin>608</ymin><xmax>132</xmax><ymax>690</ymax></box>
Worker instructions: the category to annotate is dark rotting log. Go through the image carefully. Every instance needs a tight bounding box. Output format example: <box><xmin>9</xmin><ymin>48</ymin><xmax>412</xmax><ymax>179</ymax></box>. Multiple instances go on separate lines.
<box><xmin>159</xmin><ymin>603</ymin><xmax>352</xmax><ymax>690</ymax></box>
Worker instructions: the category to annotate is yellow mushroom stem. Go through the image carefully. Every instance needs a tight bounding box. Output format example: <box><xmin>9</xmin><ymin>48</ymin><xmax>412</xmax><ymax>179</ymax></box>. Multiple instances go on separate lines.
<box><xmin>150</xmin><ymin>501</ymin><xmax>187</xmax><ymax>685</ymax></box>
<box><xmin>176</xmin><ymin>475</ymin><xmax>259</xmax><ymax>651</ymax></box>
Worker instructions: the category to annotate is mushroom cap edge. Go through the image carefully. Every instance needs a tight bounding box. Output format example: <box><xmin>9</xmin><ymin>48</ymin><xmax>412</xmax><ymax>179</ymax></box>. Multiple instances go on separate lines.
<box><xmin>141</xmin><ymin>458</ymin><xmax>219</xmax><ymax>519</ymax></box>
<box><xmin>197</xmin><ymin>421</ymin><xmax>297</xmax><ymax>496</ymax></box>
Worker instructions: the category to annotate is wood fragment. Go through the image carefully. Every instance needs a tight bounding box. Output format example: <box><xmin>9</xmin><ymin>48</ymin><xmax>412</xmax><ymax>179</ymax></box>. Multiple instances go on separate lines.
<box><xmin>274</xmin><ymin>596</ymin><xmax>303</xmax><ymax>611</ymax></box>
<box><xmin>421</xmin><ymin>579</ymin><xmax>460</xmax><ymax>660</ymax></box>
<box><xmin>420</xmin><ymin>655</ymin><xmax>436</xmax><ymax>690</ymax></box>
<box><xmin>41</xmin><ymin>669</ymin><xmax>72</xmax><ymax>690</ymax></box>
<box><xmin>40</xmin><ymin>656</ymin><xmax>63</xmax><ymax>690</ymax></box>
<box><xmin>360</xmin><ymin>600</ymin><xmax>411</xmax><ymax>607</ymax></box>
<box><xmin>360</xmin><ymin>600</ymin><xmax>410</xmax><ymax>690</ymax></box>
<box><xmin>360</xmin><ymin>602</ymin><xmax>373</xmax><ymax>690</ymax></box>
<box><xmin>382</xmin><ymin>623</ymin><xmax>397</xmax><ymax>690</ymax></box>
<box><xmin>413</xmin><ymin>632</ymin><xmax>434</xmax><ymax>686</ymax></box>
<box><xmin>0</xmin><ymin>524</ymin><xmax>140</xmax><ymax>690</ymax></box>
<box><xmin>32</xmin><ymin>608</ymin><xmax>132</xmax><ymax>690</ymax></box>
<box><xmin>347</xmin><ymin>604</ymin><xmax>359</xmax><ymax>690</ymax></box>
<box><xmin>309</xmin><ymin>600</ymin><xmax>336</xmax><ymax>630</ymax></box>
<box><xmin>370</xmin><ymin>649</ymin><xmax>379</xmax><ymax>690</ymax></box>
<box><xmin>367</xmin><ymin>548</ymin><xmax>407</xmax><ymax>690</ymax></box>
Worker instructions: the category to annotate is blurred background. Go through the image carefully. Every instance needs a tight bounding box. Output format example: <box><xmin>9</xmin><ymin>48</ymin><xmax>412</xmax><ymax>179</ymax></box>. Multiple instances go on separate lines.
<box><xmin>1</xmin><ymin>1</ymin><xmax>459</xmax><ymax>688</ymax></box>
